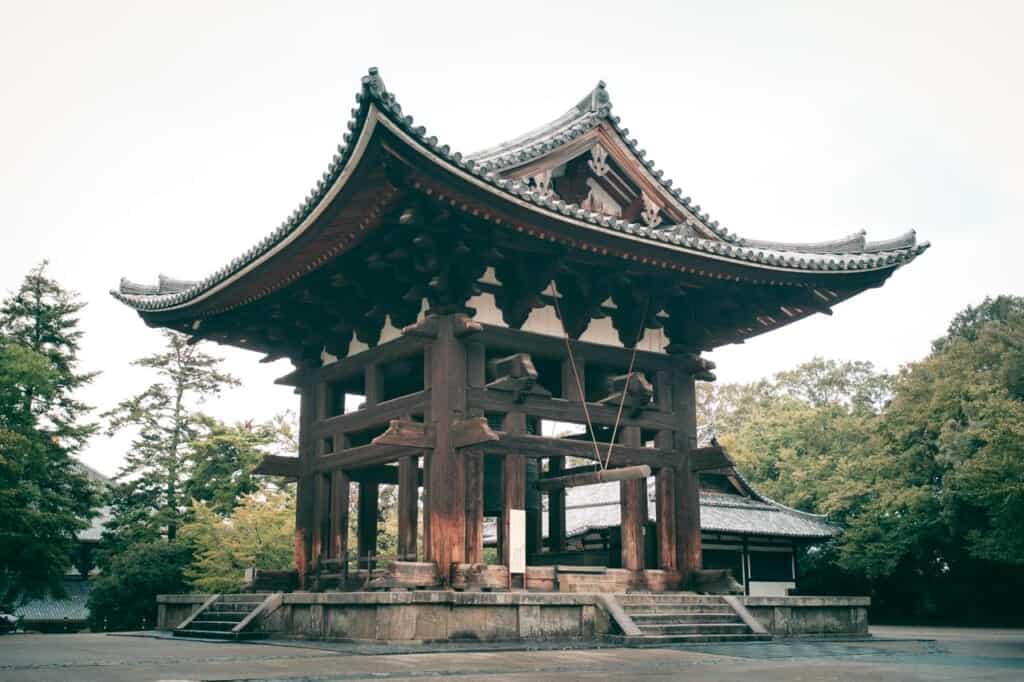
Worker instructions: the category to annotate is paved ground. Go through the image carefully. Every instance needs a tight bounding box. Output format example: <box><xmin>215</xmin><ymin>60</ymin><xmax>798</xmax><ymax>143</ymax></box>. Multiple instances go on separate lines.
<box><xmin>0</xmin><ymin>626</ymin><xmax>1021</xmax><ymax>681</ymax></box>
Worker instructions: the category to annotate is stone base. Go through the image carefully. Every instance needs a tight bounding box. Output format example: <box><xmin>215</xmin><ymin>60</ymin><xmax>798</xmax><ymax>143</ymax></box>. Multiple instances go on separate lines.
<box><xmin>741</xmin><ymin>596</ymin><xmax>870</xmax><ymax>637</ymax></box>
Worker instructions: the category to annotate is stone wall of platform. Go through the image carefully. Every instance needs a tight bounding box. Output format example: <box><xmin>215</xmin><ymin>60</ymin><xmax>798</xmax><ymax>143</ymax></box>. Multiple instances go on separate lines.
<box><xmin>740</xmin><ymin>596</ymin><xmax>870</xmax><ymax>637</ymax></box>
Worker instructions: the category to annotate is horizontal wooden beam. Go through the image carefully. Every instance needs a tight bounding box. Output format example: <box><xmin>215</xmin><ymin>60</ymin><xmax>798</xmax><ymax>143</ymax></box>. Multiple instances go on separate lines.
<box><xmin>314</xmin><ymin>442</ymin><xmax>419</xmax><ymax>472</ymax></box>
<box><xmin>485</xmin><ymin>433</ymin><xmax>678</xmax><ymax>468</ymax></box>
<box><xmin>253</xmin><ymin>454</ymin><xmax>300</xmax><ymax>478</ymax></box>
<box><xmin>313</xmin><ymin>390</ymin><xmax>429</xmax><ymax>439</ymax></box>
<box><xmin>467</xmin><ymin>388</ymin><xmax>677</xmax><ymax>431</ymax></box>
<box><xmin>450</xmin><ymin>416</ymin><xmax>500</xmax><ymax>449</ymax></box>
<box><xmin>689</xmin><ymin>445</ymin><xmax>734</xmax><ymax>472</ymax></box>
<box><xmin>275</xmin><ymin>334</ymin><xmax>428</xmax><ymax>387</ymax></box>
<box><xmin>536</xmin><ymin>464</ymin><xmax>652</xmax><ymax>491</ymax></box>
<box><xmin>373</xmin><ymin>419</ymin><xmax>434</xmax><ymax>449</ymax></box>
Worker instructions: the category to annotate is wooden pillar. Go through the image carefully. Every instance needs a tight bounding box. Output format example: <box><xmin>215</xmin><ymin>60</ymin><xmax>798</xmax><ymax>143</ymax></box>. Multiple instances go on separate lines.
<box><xmin>424</xmin><ymin>315</ymin><xmax>467</xmax><ymax>584</ymax></box>
<box><xmin>671</xmin><ymin>360</ymin><xmax>702</xmax><ymax>584</ymax></box>
<box><xmin>464</xmin><ymin>449</ymin><xmax>484</xmax><ymax>564</ymax></box>
<box><xmin>547</xmin><ymin>457</ymin><xmax>566</xmax><ymax>553</ymax></box>
<box><xmin>500</xmin><ymin>411</ymin><xmax>527</xmax><ymax>567</ymax></box>
<box><xmin>294</xmin><ymin>381</ymin><xmax>318</xmax><ymax>586</ymax></box>
<box><xmin>357</xmin><ymin>480</ymin><xmax>379</xmax><ymax>570</ymax></box>
<box><xmin>620</xmin><ymin>426</ymin><xmax>646</xmax><ymax>575</ymax></box>
<box><xmin>330</xmin><ymin>470</ymin><xmax>350</xmax><ymax>565</ymax></box>
<box><xmin>311</xmin><ymin>473</ymin><xmax>329</xmax><ymax>570</ymax></box>
<box><xmin>421</xmin><ymin>348</ymin><xmax>432</xmax><ymax>561</ymax></box>
<box><xmin>654</xmin><ymin>369</ymin><xmax>678</xmax><ymax>575</ymax></box>
<box><xmin>397</xmin><ymin>456</ymin><xmax>419</xmax><ymax>561</ymax></box>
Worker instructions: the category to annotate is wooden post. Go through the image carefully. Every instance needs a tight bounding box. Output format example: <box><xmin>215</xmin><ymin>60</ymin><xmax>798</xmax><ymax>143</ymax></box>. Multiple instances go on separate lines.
<box><xmin>424</xmin><ymin>315</ymin><xmax>467</xmax><ymax>584</ymax></box>
<box><xmin>671</xmin><ymin>360</ymin><xmax>702</xmax><ymax>584</ymax></box>
<box><xmin>357</xmin><ymin>480</ymin><xmax>379</xmax><ymax>570</ymax></box>
<box><xmin>294</xmin><ymin>381</ymin><xmax>318</xmax><ymax>587</ymax></box>
<box><xmin>311</xmin><ymin>473</ymin><xmax>328</xmax><ymax>570</ymax></box>
<box><xmin>500</xmin><ymin>411</ymin><xmax>526</xmax><ymax>568</ymax></box>
<box><xmin>654</xmin><ymin>370</ymin><xmax>678</xmax><ymax>575</ymax></box>
<box><xmin>620</xmin><ymin>426</ymin><xmax>646</xmax><ymax>576</ymax></box>
<box><xmin>465</xmin><ymin>448</ymin><xmax>484</xmax><ymax>564</ymax></box>
<box><xmin>548</xmin><ymin>457</ymin><xmax>566</xmax><ymax>553</ymax></box>
<box><xmin>330</xmin><ymin>470</ymin><xmax>350</xmax><ymax>565</ymax></box>
<box><xmin>397</xmin><ymin>456</ymin><xmax>419</xmax><ymax>561</ymax></box>
<box><xmin>421</xmin><ymin>348</ymin><xmax>432</xmax><ymax>561</ymax></box>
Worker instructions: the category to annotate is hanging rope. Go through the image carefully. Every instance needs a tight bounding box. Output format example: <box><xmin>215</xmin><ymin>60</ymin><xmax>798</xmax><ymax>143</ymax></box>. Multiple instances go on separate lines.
<box><xmin>548</xmin><ymin>280</ymin><xmax>602</xmax><ymax>466</ymax></box>
<box><xmin>547</xmin><ymin>281</ymin><xmax>649</xmax><ymax>471</ymax></box>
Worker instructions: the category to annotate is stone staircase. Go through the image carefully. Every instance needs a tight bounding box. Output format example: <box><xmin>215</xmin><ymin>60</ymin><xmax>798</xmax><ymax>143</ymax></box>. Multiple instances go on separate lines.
<box><xmin>611</xmin><ymin>594</ymin><xmax>772</xmax><ymax>645</ymax></box>
<box><xmin>173</xmin><ymin>593</ymin><xmax>277</xmax><ymax>640</ymax></box>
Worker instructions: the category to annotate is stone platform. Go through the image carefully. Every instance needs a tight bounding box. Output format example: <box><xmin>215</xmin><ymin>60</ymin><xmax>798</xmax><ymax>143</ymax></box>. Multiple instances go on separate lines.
<box><xmin>158</xmin><ymin>592</ymin><xmax>870</xmax><ymax>643</ymax></box>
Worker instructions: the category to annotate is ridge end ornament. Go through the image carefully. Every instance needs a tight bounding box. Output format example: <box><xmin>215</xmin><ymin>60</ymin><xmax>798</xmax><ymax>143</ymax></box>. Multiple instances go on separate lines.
<box><xmin>641</xmin><ymin>192</ymin><xmax>663</xmax><ymax>228</ymax></box>
<box><xmin>588</xmin><ymin>144</ymin><xmax>611</xmax><ymax>177</ymax></box>
<box><xmin>529</xmin><ymin>169</ymin><xmax>556</xmax><ymax>200</ymax></box>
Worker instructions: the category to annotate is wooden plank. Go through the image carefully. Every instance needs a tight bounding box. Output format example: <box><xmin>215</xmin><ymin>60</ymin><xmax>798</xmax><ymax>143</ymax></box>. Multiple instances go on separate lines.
<box><xmin>536</xmin><ymin>464</ymin><xmax>652</xmax><ymax>491</ymax></box>
<box><xmin>397</xmin><ymin>456</ymin><xmax>419</xmax><ymax>561</ymax></box>
<box><xmin>312</xmin><ymin>390</ymin><xmax>428</xmax><ymax>439</ymax></box>
<box><xmin>619</xmin><ymin>427</ymin><xmax>646</xmax><ymax>574</ymax></box>
<box><xmin>313</xmin><ymin>442</ymin><xmax>417</xmax><ymax>472</ymax></box>
<box><xmin>467</xmin><ymin>388</ymin><xmax>677</xmax><ymax>431</ymax></box>
<box><xmin>464</xmin><ymin>449</ymin><xmax>484</xmax><ymax>564</ymax></box>
<box><xmin>689</xmin><ymin>445</ymin><xmax>734</xmax><ymax>472</ymax></box>
<box><xmin>372</xmin><ymin>419</ymin><xmax>434</xmax><ymax>449</ymax></box>
<box><xmin>330</xmin><ymin>470</ymin><xmax>350</xmax><ymax>562</ymax></box>
<box><xmin>254</xmin><ymin>454</ymin><xmax>300</xmax><ymax>478</ymax></box>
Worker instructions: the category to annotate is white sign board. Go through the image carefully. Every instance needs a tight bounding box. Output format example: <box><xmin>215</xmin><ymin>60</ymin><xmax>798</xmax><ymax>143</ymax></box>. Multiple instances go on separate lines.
<box><xmin>509</xmin><ymin>508</ymin><xmax>526</xmax><ymax>574</ymax></box>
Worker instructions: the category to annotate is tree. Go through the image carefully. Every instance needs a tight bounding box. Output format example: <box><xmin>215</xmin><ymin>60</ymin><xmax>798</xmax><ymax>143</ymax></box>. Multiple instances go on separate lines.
<box><xmin>103</xmin><ymin>331</ymin><xmax>237</xmax><ymax>549</ymax></box>
<box><xmin>85</xmin><ymin>541</ymin><xmax>192</xmax><ymax>631</ymax></box>
<box><xmin>181</xmin><ymin>490</ymin><xmax>295</xmax><ymax>593</ymax></box>
<box><xmin>0</xmin><ymin>263</ymin><xmax>98</xmax><ymax>609</ymax></box>
<box><xmin>186</xmin><ymin>417</ymin><xmax>281</xmax><ymax>516</ymax></box>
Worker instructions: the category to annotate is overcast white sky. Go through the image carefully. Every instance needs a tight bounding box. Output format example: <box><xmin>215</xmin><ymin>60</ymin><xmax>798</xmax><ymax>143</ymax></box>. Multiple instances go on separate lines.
<box><xmin>2</xmin><ymin>1</ymin><xmax>1020</xmax><ymax>476</ymax></box>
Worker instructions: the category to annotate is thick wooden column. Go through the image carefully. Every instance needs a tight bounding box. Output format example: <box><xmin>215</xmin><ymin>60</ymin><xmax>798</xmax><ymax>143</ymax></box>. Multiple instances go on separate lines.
<box><xmin>671</xmin><ymin>360</ymin><xmax>703</xmax><ymax>583</ymax></box>
<box><xmin>424</xmin><ymin>315</ymin><xmax>467</xmax><ymax>583</ymax></box>
<box><xmin>500</xmin><ymin>411</ymin><xmax>527</xmax><ymax>567</ymax></box>
<box><xmin>654</xmin><ymin>370</ymin><xmax>678</xmax><ymax>575</ymax></box>
<box><xmin>464</xmin><ymin>449</ymin><xmax>484</xmax><ymax>564</ymax></box>
<box><xmin>330</xmin><ymin>470</ymin><xmax>350</xmax><ymax>565</ymax></box>
<box><xmin>619</xmin><ymin>426</ymin><xmax>646</xmax><ymax>575</ymax></box>
<box><xmin>311</xmin><ymin>473</ymin><xmax>329</xmax><ymax>570</ymax></box>
<box><xmin>294</xmin><ymin>380</ymin><xmax>318</xmax><ymax>586</ymax></box>
<box><xmin>547</xmin><ymin>458</ymin><xmax>566</xmax><ymax>553</ymax></box>
<box><xmin>357</xmin><ymin>480</ymin><xmax>379</xmax><ymax>570</ymax></box>
<box><xmin>397</xmin><ymin>456</ymin><xmax>419</xmax><ymax>561</ymax></box>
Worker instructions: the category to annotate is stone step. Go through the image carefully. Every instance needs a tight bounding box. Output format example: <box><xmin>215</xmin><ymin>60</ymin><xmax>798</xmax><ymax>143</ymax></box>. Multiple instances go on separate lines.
<box><xmin>203</xmin><ymin>608</ymin><xmax>251</xmax><ymax>618</ymax></box>
<box><xmin>614</xmin><ymin>633</ymin><xmax>772</xmax><ymax>646</ymax></box>
<box><xmin>186</xmin><ymin>620</ymin><xmax>241</xmax><ymax>632</ymax></box>
<box><xmin>637</xmin><ymin>623</ymin><xmax>752</xmax><ymax>636</ymax></box>
<box><xmin>219</xmin><ymin>593</ymin><xmax>271</xmax><ymax>603</ymax></box>
<box><xmin>173</xmin><ymin>628</ymin><xmax>266</xmax><ymax>641</ymax></box>
<box><xmin>622</xmin><ymin>604</ymin><xmax>735</xmax><ymax>615</ymax></box>
<box><xmin>629</xmin><ymin>612</ymin><xmax>741</xmax><ymax>625</ymax></box>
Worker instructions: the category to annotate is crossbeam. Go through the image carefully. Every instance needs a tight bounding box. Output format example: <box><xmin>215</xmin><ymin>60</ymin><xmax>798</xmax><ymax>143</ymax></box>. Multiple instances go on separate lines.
<box><xmin>535</xmin><ymin>464</ymin><xmax>652</xmax><ymax>491</ymax></box>
<box><xmin>253</xmin><ymin>454</ymin><xmax>300</xmax><ymax>478</ymax></box>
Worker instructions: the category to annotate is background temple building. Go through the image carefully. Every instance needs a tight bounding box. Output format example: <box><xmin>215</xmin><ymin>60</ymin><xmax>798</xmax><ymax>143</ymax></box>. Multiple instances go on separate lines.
<box><xmin>115</xmin><ymin>68</ymin><xmax>924</xmax><ymax>642</ymax></box>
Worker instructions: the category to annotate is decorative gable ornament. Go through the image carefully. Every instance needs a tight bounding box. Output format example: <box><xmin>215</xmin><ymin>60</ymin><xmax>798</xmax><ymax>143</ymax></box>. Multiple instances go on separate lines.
<box><xmin>587</xmin><ymin>144</ymin><xmax>611</xmax><ymax>177</ymax></box>
<box><xmin>529</xmin><ymin>169</ymin><xmax>556</xmax><ymax>200</ymax></box>
<box><xmin>641</xmin><ymin>192</ymin><xmax>663</xmax><ymax>228</ymax></box>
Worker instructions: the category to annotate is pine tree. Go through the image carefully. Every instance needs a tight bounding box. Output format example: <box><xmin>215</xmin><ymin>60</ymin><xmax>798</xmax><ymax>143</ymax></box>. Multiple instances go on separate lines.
<box><xmin>103</xmin><ymin>330</ymin><xmax>238</xmax><ymax>549</ymax></box>
<box><xmin>0</xmin><ymin>262</ymin><xmax>99</xmax><ymax>609</ymax></box>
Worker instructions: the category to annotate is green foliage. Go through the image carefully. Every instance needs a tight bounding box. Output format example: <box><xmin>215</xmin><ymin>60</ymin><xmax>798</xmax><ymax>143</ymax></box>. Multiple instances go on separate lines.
<box><xmin>85</xmin><ymin>541</ymin><xmax>192</xmax><ymax>631</ymax></box>
<box><xmin>181</xmin><ymin>490</ymin><xmax>295</xmax><ymax>593</ymax></box>
<box><xmin>186</xmin><ymin>417</ymin><xmax>281</xmax><ymax>516</ymax></box>
<box><xmin>102</xmin><ymin>331</ymin><xmax>238</xmax><ymax>549</ymax></box>
<box><xmin>702</xmin><ymin>300</ymin><xmax>1024</xmax><ymax>624</ymax></box>
<box><xmin>0</xmin><ymin>263</ymin><xmax>99</xmax><ymax>609</ymax></box>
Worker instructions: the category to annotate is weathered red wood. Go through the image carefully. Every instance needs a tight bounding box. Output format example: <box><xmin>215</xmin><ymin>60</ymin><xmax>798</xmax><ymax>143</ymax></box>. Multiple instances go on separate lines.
<box><xmin>654</xmin><ymin>369</ymin><xmax>678</xmax><ymax>573</ymax></box>
<box><xmin>330</xmin><ymin>470</ymin><xmax>350</xmax><ymax>563</ymax></box>
<box><xmin>670</xmin><ymin>363</ymin><xmax>702</xmax><ymax>582</ymax></box>
<box><xmin>424</xmin><ymin>315</ymin><xmax>467</xmax><ymax>584</ymax></box>
<box><xmin>500</xmin><ymin>411</ymin><xmax>527</xmax><ymax>567</ymax></box>
<box><xmin>397</xmin><ymin>456</ymin><xmax>418</xmax><ymax>561</ymax></box>
<box><xmin>464</xmin><ymin>448</ymin><xmax>484</xmax><ymax>564</ymax></box>
<box><xmin>619</xmin><ymin>427</ymin><xmax>647</xmax><ymax>574</ymax></box>
<box><xmin>357</xmin><ymin>480</ymin><xmax>379</xmax><ymax>569</ymax></box>
<box><xmin>311</xmin><ymin>474</ymin><xmax>329</xmax><ymax>570</ymax></box>
<box><xmin>536</xmin><ymin>464</ymin><xmax>652</xmax><ymax>491</ymax></box>
<box><xmin>294</xmin><ymin>382</ymin><xmax>318</xmax><ymax>587</ymax></box>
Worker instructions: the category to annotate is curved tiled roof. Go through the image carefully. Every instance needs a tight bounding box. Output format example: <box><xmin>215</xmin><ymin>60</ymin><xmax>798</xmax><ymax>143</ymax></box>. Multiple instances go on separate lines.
<box><xmin>113</xmin><ymin>67</ymin><xmax>929</xmax><ymax>313</ymax></box>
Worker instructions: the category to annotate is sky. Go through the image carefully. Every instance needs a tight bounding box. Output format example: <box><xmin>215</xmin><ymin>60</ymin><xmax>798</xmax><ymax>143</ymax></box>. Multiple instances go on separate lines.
<box><xmin>1</xmin><ymin>1</ymin><xmax>1020</xmax><ymax>477</ymax></box>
